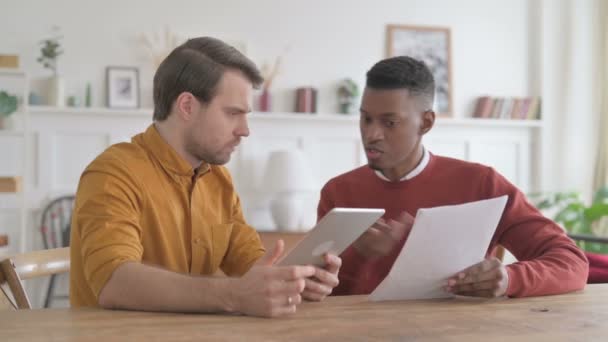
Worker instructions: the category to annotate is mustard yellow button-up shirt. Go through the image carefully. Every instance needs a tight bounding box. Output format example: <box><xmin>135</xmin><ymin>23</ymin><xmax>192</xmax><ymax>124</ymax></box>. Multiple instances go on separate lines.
<box><xmin>70</xmin><ymin>124</ymin><xmax>265</xmax><ymax>307</ymax></box>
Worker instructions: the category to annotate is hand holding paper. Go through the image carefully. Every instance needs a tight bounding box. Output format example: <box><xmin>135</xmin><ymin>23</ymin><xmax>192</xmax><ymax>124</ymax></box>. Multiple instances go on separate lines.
<box><xmin>445</xmin><ymin>257</ymin><xmax>509</xmax><ymax>297</ymax></box>
<box><xmin>370</xmin><ymin>195</ymin><xmax>508</xmax><ymax>301</ymax></box>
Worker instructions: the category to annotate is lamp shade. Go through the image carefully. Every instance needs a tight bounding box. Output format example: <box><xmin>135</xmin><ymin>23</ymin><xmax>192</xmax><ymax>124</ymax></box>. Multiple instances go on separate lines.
<box><xmin>262</xmin><ymin>149</ymin><xmax>316</xmax><ymax>193</ymax></box>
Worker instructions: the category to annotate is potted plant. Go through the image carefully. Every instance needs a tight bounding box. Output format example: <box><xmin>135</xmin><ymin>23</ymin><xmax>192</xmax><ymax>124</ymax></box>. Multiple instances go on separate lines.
<box><xmin>0</xmin><ymin>90</ymin><xmax>18</xmax><ymax>129</ymax></box>
<box><xmin>530</xmin><ymin>186</ymin><xmax>608</xmax><ymax>254</ymax></box>
<box><xmin>337</xmin><ymin>78</ymin><xmax>359</xmax><ymax>114</ymax></box>
<box><xmin>37</xmin><ymin>26</ymin><xmax>64</xmax><ymax>106</ymax></box>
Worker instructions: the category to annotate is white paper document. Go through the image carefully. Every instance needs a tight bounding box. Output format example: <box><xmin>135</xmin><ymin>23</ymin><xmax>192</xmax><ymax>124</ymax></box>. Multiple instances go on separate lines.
<box><xmin>370</xmin><ymin>195</ymin><xmax>508</xmax><ymax>301</ymax></box>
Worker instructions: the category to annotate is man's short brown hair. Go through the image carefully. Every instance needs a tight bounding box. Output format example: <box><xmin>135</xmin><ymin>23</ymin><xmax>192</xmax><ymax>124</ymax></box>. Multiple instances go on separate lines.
<box><xmin>153</xmin><ymin>37</ymin><xmax>263</xmax><ymax>121</ymax></box>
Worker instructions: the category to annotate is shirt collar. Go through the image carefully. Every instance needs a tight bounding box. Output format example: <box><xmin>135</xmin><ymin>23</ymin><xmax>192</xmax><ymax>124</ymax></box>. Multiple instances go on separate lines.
<box><xmin>374</xmin><ymin>146</ymin><xmax>430</xmax><ymax>182</ymax></box>
<box><xmin>137</xmin><ymin>124</ymin><xmax>210</xmax><ymax>178</ymax></box>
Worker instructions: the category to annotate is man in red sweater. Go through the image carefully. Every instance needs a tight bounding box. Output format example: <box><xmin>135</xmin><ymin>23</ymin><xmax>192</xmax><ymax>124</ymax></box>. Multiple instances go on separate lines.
<box><xmin>318</xmin><ymin>56</ymin><xmax>588</xmax><ymax>298</ymax></box>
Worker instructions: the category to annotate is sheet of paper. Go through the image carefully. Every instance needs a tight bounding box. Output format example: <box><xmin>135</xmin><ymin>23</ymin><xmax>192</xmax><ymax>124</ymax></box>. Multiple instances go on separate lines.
<box><xmin>370</xmin><ymin>195</ymin><xmax>508</xmax><ymax>301</ymax></box>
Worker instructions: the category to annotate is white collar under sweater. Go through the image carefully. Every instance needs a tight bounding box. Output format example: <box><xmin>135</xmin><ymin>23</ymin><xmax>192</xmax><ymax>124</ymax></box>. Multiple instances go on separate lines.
<box><xmin>374</xmin><ymin>146</ymin><xmax>430</xmax><ymax>182</ymax></box>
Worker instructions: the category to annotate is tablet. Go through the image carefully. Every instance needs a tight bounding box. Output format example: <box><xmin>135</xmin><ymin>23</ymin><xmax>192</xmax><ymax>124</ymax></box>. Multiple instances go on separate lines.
<box><xmin>277</xmin><ymin>207</ymin><xmax>385</xmax><ymax>267</ymax></box>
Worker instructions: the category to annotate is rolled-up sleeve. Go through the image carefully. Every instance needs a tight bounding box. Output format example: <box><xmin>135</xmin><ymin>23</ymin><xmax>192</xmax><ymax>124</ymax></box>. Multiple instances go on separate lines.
<box><xmin>73</xmin><ymin>159</ymin><xmax>143</xmax><ymax>298</ymax></box>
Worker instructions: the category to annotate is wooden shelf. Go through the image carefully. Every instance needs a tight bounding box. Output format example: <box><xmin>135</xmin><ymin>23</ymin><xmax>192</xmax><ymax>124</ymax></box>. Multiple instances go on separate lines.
<box><xmin>0</xmin><ymin>177</ymin><xmax>21</xmax><ymax>193</ymax></box>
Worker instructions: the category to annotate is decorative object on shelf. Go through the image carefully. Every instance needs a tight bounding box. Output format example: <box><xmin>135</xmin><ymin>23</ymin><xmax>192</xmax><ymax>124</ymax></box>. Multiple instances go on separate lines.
<box><xmin>0</xmin><ymin>54</ymin><xmax>19</xmax><ymax>68</ymax></box>
<box><xmin>28</xmin><ymin>92</ymin><xmax>43</xmax><ymax>106</ymax></box>
<box><xmin>0</xmin><ymin>233</ymin><xmax>8</xmax><ymax>258</ymax></box>
<box><xmin>0</xmin><ymin>176</ymin><xmax>22</xmax><ymax>193</ymax></box>
<box><xmin>258</xmin><ymin>89</ymin><xmax>271</xmax><ymax>112</ymax></box>
<box><xmin>263</xmin><ymin>149</ymin><xmax>317</xmax><ymax>232</ymax></box>
<box><xmin>0</xmin><ymin>90</ymin><xmax>18</xmax><ymax>129</ymax></box>
<box><xmin>85</xmin><ymin>82</ymin><xmax>92</xmax><ymax>107</ymax></box>
<box><xmin>67</xmin><ymin>95</ymin><xmax>80</xmax><ymax>107</ymax></box>
<box><xmin>386</xmin><ymin>24</ymin><xmax>452</xmax><ymax>117</ymax></box>
<box><xmin>106</xmin><ymin>66</ymin><xmax>140</xmax><ymax>109</ymax></box>
<box><xmin>258</xmin><ymin>48</ymin><xmax>287</xmax><ymax>112</ymax></box>
<box><xmin>472</xmin><ymin>96</ymin><xmax>541</xmax><ymax>120</ymax></box>
<box><xmin>295</xmin><ymin>87</ymin><xmax>317</xmax><ymax>113</ymax></box>
<box><xmin>37</xmin><ymin>26</ymin><xmax>65</xmax><ymax>107</ymax></box>
<box><xmin>530</xmin><ymin>187</ymin><xmax>608</xmax><ymax>254</ymax></box>
<box><xmin>138</xmin><ymin>26</ymin><xmax>180</xmax><ymax>69</ymax></box>
<box><xmin>337</xmin><ymin>78</ymin><xmax>359</xmax><ymax>114</ymax></box>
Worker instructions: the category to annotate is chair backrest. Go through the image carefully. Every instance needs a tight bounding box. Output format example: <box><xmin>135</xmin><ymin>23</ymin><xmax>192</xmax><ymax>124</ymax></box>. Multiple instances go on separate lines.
<box><xmin>40</xmin><ymin>195</ymin><xmax>75</xmax><ymax>249</ymax></box>
<box><xmin>0</xmin><ymin>247</ymin><xmax>70</xmax><ymax>310</ymax></box>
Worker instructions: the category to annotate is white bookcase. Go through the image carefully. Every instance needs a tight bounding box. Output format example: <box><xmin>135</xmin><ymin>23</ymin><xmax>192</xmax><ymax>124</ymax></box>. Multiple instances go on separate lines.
<box><xmin>0</xmin><ymin>68</ymin><xmax>30</xmax><ymax>256</ymax></box>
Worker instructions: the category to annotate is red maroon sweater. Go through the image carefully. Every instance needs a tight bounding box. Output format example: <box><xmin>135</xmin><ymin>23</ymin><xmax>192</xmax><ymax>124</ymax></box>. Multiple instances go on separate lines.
<box><xmin>318</xmin><ymin>154</ymin><xmax>588</xmax><ymax>298</ymax></box>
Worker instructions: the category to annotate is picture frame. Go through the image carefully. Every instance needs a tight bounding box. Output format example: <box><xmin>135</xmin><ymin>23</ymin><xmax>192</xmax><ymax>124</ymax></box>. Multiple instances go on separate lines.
<box><xmin>386</xmin><ymin>25</ymin><xmax>453</xmax><ymax>116</ymax></box>
<box><xmin>106</xmin><ymin>66</ymin><xmax>140</xmax><ymax>109</ymax></box>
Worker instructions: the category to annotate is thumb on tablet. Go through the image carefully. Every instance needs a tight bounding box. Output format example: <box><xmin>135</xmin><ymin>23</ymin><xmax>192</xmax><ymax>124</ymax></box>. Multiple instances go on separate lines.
<box><xmin>260</xmin><ymin>239</ymin><xmax>285</xmax><ymax>266</ymax></box>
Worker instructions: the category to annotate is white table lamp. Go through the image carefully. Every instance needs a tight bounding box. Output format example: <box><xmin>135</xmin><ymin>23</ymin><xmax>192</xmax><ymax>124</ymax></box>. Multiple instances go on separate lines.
<box><xmin>263</xmin><ymin>149</ymin><xmax>316</xmax><ymax>231</ymax></box>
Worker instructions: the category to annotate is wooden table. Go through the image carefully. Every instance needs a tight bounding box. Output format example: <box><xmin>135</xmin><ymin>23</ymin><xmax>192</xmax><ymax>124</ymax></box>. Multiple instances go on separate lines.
<box><xmin>1</xmin><ymin>284</ymin><xmax>607</xmax><ymax>341</ymax></box>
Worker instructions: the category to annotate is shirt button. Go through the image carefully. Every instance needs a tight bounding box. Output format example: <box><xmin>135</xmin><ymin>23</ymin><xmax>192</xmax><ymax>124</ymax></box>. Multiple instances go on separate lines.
<box><xmin>194</xmin><ymin>238</ymin><xmax>201</xmax><ymax>244</ymax></box>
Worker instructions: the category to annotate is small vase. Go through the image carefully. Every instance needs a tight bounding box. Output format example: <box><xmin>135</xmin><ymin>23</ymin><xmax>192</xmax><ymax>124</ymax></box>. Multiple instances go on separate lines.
<box><xmin>48</xmin><ymin>75</ymin><xmax>65</xmax><ymax>107</ymax></box>
<box><xmin>259</xmin><ymin>89</ymin><xmax>271</xmax><ymax>112</ymax></box>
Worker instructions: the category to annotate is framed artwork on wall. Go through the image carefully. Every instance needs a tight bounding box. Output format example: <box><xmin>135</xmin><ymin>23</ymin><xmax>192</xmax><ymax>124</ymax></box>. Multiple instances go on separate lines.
<box><xmin>386</xmin><ymin>25</ymin><xmax>453</xmax><ymax>116</ymax></box>
<box><xmin>106</xmin><ymin>66</ymin><xmax>140</xmax><ymax>109</ymax></box>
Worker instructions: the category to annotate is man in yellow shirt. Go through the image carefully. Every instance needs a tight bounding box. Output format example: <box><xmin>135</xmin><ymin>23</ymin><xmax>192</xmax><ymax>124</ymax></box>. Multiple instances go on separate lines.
<box><xmin>70</xmin><ymin>37</ymin><xmax>341</xmax><ymax>318</ymax></box>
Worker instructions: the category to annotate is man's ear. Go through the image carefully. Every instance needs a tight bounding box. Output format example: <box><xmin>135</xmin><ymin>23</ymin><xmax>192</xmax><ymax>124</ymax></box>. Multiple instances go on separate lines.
<box><xmin>420</xmin><ymin>110</ymin><xmax>435</xmax><ymax>135</ymax></box>
<box><xmin>174</xmin><ymin>92</ymin><xmax>197</xmax><ymax>121</ymax></box>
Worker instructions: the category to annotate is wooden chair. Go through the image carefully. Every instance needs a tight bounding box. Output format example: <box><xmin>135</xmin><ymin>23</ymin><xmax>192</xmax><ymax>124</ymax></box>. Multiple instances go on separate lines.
<box><xmin>0</xmin><ymin>247</ymin><xmax>70</xmax><ymax>310</ymax></box>
<box><xmin>39</xmin><ymin>195</ymin><xmax>75</xmax><ymax>307</ymax></box>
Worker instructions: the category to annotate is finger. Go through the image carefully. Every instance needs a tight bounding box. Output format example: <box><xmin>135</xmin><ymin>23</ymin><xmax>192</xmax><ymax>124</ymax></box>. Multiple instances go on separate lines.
<box><xmin>452</xmin><ymin>267</ymin><xmax>504</xmax><ymax>286</ymax></box>
<box><xmin>398</xmin><ymin>211</ymin><xmax>415</xmax><ymax>225</ymax></box>
<box><xmin>454</xmin><ymin>289</ymin><xmax>500</xmax><ymax>298</ymax></box>
<box><xmin>313</xmin><ymin>266</ymin><xmax>340</xmax><ymax>288</ymax></box>
<box><xmin>275</xmin><ymin>279</ymin><xmax>307</xmax><ymax>296</ymax></box>
<box><xmin>448</xmin><ymin>279</ymin><xmax>501</xmax><ymax>293</ymax></box>
<box><xmin>359</xmin><ymin>227</ymin><xmax>387</xmax><ymax>241</ymax></box>
<box><xmin>304</xmin><ymin>277</ymin><xmax>333</xmax><ymax>297</ymax></box>
<box><xmin>268</xmin><ymin>302</ymin><xmax>298</xmax><ymax>317</ymax></box>
<box><xmin>371</xmin><ymin>221</ymin><xmax>393</xmax><ymax>235</ymax></box>
<box><xmin>301</xmin><ymin>289</ymin><xmax>325</xmax><ymax>302</ymax></box>
<box><xmin>386</xmin><ymin>219</ymin><xmax>412</xmax><ymax>240</ymax></box>
<box><xmin>275</xmin><ymin>265</ymin><xmax>316</xmax><ymax>281</ymax></box>
<box><xmin>274</xmin><ymin>293</ymin><xmax>301</xmax><ymax>307</ymax></box>
<box><xmin>267</xmin><ymin>294</ymin><xmax>302</xmax><ymax>317</ymax></box>
<box><xmin>449</xmin><ymin>258</ymin><xmax>501</xmax><ymax>283</ymax></box>
<box><xmin>260</xmin><ymin>239</ymin><xmax>285</xmax><ymax>266</ymax></box>
<box><xmin>323</xmin><ymin>253</ymin><xmax>342</xmax><ymax>274</ymax></box>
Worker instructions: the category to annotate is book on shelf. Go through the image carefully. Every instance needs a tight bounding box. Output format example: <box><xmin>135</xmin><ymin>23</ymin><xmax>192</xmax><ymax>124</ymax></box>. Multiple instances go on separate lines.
<box><xmin>472</xmin><ymin>96</ymin><xmax>541</xmax><ymax>120</ymax></box>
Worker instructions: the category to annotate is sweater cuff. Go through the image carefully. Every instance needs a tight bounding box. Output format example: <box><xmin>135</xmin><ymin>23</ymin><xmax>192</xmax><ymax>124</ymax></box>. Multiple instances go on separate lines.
<box><xmin>505</xmin><ymin>264</ymin><xmax>521</xmax><ymax>297</ymax></box>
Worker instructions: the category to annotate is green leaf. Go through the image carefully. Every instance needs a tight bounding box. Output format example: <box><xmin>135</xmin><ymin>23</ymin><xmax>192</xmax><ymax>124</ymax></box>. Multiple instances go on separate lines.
<box><xmin>0</xmin><ymin>91</ymin><xmax>18</xmax><ymax>116</ymax></box>
<box><xmin>584</xmin><ymin>203</ymin><xmax>608</xmax><ymax>222</ymax></box>
<box><xmin>555</xmin><ymin>203</ymin><xmax>584</xmax><ymax>222</ymax></box>
<box><xmin>593</xmin><ymin>187</ymin><xmax>608</xmax><ymax>204</ymax></box>
<box><xmin>536</xmin><ymin>199</ymin><xmax>554</xmax><ymax>210</ymax></box>
<box><xmin>555</xmin><ymin>192</ymin><xmax>579</xmax><ymax>201</ymax></box>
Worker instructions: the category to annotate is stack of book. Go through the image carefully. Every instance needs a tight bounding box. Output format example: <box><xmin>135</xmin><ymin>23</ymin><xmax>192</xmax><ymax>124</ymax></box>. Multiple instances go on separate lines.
<box><xmin>472</xmin><ymin>96</ymin><xmax>541</xmax><ymax>120</ymax></box>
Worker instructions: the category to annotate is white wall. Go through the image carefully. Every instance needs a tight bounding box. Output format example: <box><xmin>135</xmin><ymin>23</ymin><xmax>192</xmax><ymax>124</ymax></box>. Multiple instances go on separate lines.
<box><xmin>0</xmin><ymin>1</ymin><xmax>602</xmax><ymax>194</ymax></box>
<box><xmin>1</xmin><ymin>0</ymin><xmax>531</xmax><ymax>116</ymax></box>
<box><xmin>538</xmin><ymin>0</ymin><xmax>602</xmax><ymax>197</ymax></box>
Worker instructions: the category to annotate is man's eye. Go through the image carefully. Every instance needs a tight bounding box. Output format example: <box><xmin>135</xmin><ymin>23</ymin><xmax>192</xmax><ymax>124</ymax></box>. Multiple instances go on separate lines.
<box><xmin>384</xmin><ymin>121</ymin><xmax>396</xmax><ymax>128</ymax></box>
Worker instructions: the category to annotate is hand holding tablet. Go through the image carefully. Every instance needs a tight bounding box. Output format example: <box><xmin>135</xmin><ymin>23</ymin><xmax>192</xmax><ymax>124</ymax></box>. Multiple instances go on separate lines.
<box><xmin>277</xmin><ymin>208</ymin><xmax>385</xmax><ymax>266</ymax></box>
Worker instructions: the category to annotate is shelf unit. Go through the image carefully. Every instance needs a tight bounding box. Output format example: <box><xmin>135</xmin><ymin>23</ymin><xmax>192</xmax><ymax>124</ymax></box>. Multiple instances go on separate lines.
<box><xmin>0</xmin><ymin>68</ymin><xmax>30</xmax><ymax>255</ymax></box>
<box><xmin>28</xmin><ymin>105</ymin><xmax>545</xmax><ymax>128</ymax></box>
